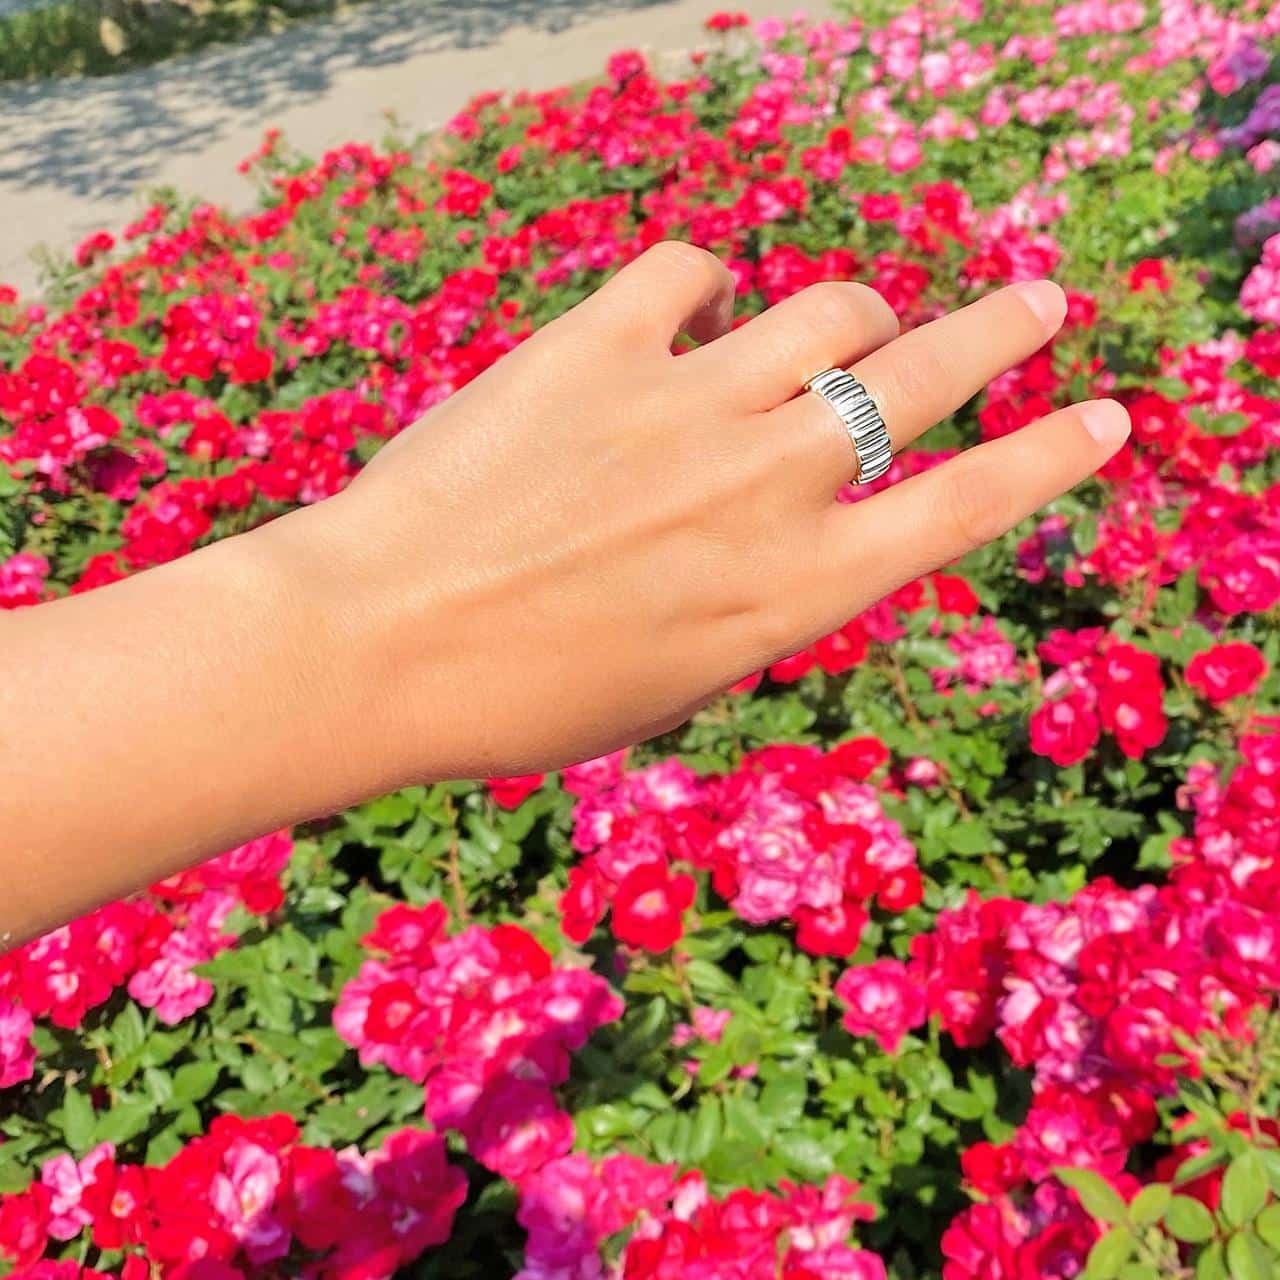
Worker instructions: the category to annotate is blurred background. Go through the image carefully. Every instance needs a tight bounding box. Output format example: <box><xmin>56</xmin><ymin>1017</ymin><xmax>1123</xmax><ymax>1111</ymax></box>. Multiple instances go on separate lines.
<box><xmin>0</xmin><ymin>0</ymin><xmax>831</xmax><ymax>295</ymax></box>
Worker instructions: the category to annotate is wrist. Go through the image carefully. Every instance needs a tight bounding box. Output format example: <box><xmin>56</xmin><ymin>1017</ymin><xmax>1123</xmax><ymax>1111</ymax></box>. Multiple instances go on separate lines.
<box><xmin>234</xmin><ymin>493</ymin><xmax>463</xmax><ymax>803</ymax></box>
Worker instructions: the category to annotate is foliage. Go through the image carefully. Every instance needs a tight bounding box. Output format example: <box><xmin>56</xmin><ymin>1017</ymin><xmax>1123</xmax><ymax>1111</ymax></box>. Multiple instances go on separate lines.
<box><xmin>0</xmin><ymin>0</ymin><xmax>358</xmax><ymax>82</ymax></box>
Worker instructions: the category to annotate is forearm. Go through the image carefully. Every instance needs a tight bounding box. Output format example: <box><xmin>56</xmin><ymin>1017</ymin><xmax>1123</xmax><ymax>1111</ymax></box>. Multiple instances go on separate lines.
<box><xmin>0</xmin><ymin>501</ymin><xmax>401</xmax><ymax>943</ymax></box>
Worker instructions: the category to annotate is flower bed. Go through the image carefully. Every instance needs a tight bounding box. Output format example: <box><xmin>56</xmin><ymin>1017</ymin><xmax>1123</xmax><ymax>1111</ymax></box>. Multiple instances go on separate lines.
<box><xmin>2</xmin><ymin>1</ymin><xmax>1280</xmax><ymax>1276</ymax></box>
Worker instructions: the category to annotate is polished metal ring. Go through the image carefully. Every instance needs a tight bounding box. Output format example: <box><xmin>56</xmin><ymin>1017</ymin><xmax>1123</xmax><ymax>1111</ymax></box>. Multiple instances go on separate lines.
<box><xmin>803</xmin><ymin>367</ymin><xmax>893</xmax><ymax>485</ymax></box>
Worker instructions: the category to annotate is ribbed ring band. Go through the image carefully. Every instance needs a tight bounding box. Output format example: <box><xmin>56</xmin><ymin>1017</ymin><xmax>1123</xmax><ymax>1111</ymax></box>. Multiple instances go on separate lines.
<box><xmin>803</xmin><ymin>367</ymin><xmax>893</xmax><ymax>485</ymax></box>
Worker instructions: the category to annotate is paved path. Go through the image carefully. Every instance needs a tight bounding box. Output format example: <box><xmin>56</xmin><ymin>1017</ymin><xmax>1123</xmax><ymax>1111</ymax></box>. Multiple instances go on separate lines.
<box><xmin>0</xmin><ymin>0</ymin><xmax>830</xmax><ymax>298</ymax></box>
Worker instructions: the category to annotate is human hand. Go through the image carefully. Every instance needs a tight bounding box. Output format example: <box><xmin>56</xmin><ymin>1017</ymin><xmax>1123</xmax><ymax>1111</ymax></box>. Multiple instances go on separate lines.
<box><xmin>262</xmin><ymin>241</ymin><xmax>1129</xmax><ymax>791</ymax></box>
<box><xmin>1</xmin><ymin>241</ymin><xmax>1132</xmax><ymax>937</ymax></box>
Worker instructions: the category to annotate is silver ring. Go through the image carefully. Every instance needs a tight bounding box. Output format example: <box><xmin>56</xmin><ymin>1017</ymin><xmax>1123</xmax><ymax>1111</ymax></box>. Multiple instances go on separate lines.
<box><xmin>803</xmin><ymin>368</ymin><xmax>893</xmax><ymax>484</ymax></box>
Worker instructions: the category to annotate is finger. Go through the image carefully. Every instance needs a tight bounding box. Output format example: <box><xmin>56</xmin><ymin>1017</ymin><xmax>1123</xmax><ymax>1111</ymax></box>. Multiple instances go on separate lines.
<box><xmin>580</xmin><ymin>241</ymin><xmax>737</xmax><ymax>349</ymax></box>
<box><xmin>765</xmin><ymin>280</ymin><xmax>1066</xmax><ymax>492</ymax></box>
<box><xmin>814</xmin><ymin>400</ymin><xmax>1130</xmax><ymax>627</ymax></box>
<box><xmin>685</xmin><ymin>281</ymin><xmax>900</xmax><ymax>411</ymax></box>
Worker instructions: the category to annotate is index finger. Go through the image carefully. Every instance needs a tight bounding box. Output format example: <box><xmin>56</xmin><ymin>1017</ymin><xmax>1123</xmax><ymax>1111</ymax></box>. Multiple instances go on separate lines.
<box><xmin>813</xmin><ymin>399</ymin><xmax>1131</xmax><ymax>630</ymax></box>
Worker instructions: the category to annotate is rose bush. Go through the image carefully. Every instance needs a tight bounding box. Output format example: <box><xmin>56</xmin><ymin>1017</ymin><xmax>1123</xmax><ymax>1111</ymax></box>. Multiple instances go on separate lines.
<box><xmin>1</xmin><ymin>0</ymin><xmax>1280</xmax><ymax>1276</ymax></box>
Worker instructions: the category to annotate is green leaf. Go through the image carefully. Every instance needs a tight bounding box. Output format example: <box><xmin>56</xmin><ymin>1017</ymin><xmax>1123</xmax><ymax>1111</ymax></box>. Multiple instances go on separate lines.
<box><xmin>945</xmin><ymin>820</ymin><xmax>992</xmax><ymax>856</ymax></box>
<box><xmin>1256</xmin><ymin>1203</ymin><xmax>1280</xmax><ymax>1250</ymax></box>
<box><xmin>1166</xmin><ymin>1194</ymin><xmax>1218</xmax><ymax>1243</ymax></box>
<box><xmin>61</xmin><ymin>1086</ymin><xmax>96</xmax><ymax>1152</ymax></box>
<box><xmin>110</xmin><ymin>1003</ymin><xmax>148</xmax><ymax>1057</ymax></box>
<box><xmin>1056</xmin><ymin>1166</ymin><xmax>1129</xmax><ymax>1225</ymax></box>
<box><xmin>1197</xmin><ymin>1241</ymin><xmax>1227</xmax><ymax>1280</ymax></box>
<box><xmin>759</xmin><ymin>1072</ymin><xmax>807</xmax><ymax>1129</ymax></box>
<box><xmin>170</xmin><ymin>1061</ymin><xmax>222</xmax><ymax>1105</ymax></box>
<box><xmin>773</xmin><ymin>1131</ymin><xmax>834</xmax><ymax>1181</ymax></box>
<box><xmin>1084</xmin><ymin>1225</ymin><xmax>1134</xmax><ymax>1279</ymax></box>
<box><xmin>1135</xmin><ymin>833</ymin><xmax>1174</xmax><ymax>871</ymax></box>
<box><xmin>240</xmin><ymin>1056</ymin><xmax>278</xmax><ymax>1095</ymax></box>
<box><xmin>1260</xmin><ymin>1149</ymin><xmax>1280</xmax><ymax>1195</ymax></box>
<box><xmin>1225</xmin><ymin>1230</ymin><xmax>1270</xmax><ymax>1280</ymax></box>
<box><xmin>687</xmin><ymin>1099</ymin><xmax>721</xmax><ymax>1164</ymax></box>
<box><xmin>1074</xmin><ymin>510</ymin><xmax>1100</xmax><ymax>555</ymax></box>
<box><xmin>721</xmin><ymin>1096</ymin><xmax>769</xmax><ymax>1153</ymax></box>
<box><xmin>1222</xmin><ymin>1151</ymin><xmax>1269</xmax><ymax>1228</ymax></box>
<box><xmin>1116</xmin><ymin>1265</ymin><xmax>1158</xmax><ymax>1280</ymax></box>
<box><xmin>1129</xmin><ymin>1183</ymin><xmax>1171</xmax><ymax>1227</ymax></box>
<box><xmin>937</xmin><ymin>1088</ymin><xmax>987</xmax><ymax>1120</ymax></box>
<box><xmin>95</xmin><ymin>1100</ymin><xmax>154</xmax><ymax>1145</ymax></box>
<box><xmin>648</xmin><ymin>1111</ymin><xmax>692</xmax><ymax>1164</ymax></box>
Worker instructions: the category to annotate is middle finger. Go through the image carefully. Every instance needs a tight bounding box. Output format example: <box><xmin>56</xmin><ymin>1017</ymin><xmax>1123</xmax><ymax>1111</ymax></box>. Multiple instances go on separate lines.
<box><xmin>762</xmin><ymin>280</ymin><xmax>1067</xmax><ymax>500</ymax></box>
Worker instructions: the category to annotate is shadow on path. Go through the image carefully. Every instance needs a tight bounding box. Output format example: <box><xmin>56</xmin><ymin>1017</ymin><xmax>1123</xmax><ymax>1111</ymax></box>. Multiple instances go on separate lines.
<box><xmin>0</xmin><ymin>0</ymin><xmax>663</xmax><ymax>201</ymax></box>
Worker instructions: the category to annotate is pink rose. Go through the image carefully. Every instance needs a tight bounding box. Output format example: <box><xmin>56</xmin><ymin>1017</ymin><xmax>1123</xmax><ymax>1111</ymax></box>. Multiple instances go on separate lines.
<box><xmin>835</xmin><ymin>958</ymin><xmax>927</xmax><ymax>1053</ymax></box>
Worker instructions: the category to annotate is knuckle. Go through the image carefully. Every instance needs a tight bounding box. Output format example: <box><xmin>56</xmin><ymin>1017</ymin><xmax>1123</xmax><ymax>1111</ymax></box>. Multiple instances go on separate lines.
<box><xmin>798</xmin><ymin>280</ymin><xmax>870</xmax><ymax>335</ymax></box>
<box><xmin>853</xmin><ymin>283</ymin><xmax>901</xmax><ymax>338</ymax></box>
<box><xmin>643</xmin><ymin>240</ymin><xmax>726</xmax><ymax>286</ymax></box>
<box><xmin>738</xmin><ymin>593</ymin><xmax>802</xmax><ymax>664</ymax></box>
<box><xmin>938</xmin><ymin>458</ymin><xmax>1009</xmax><ymax>551</ymax></box>
<box><xmin>884</xmin><ymin>334</ymin><xmax>950</xmax><ymax>410</ymax></box>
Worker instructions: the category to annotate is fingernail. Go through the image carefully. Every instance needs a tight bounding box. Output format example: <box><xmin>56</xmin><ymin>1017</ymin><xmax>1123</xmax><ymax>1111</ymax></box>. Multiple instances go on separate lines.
<box><xmin>1078</xmin><ymin>399</ymin><xmax>1131</xmax><ymax>447</ymax></box>
<box><xmin>1014</xmin><ymin>280</ymin><xmax>1067</xmax><ymax>333</ymax></box>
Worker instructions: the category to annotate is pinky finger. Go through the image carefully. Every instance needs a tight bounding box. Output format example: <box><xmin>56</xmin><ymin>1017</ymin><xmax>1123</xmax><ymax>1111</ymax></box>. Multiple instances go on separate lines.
<box><xmin>818</xmin><ymin>399</ymin><xmax>1130</xmax><ymax>623</ymax></box>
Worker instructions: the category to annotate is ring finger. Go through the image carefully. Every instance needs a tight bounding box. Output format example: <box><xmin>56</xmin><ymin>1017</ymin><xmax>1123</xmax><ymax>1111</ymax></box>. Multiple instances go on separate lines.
<box><xmin>766</xmin><ymin>279</ymin><xmax>1068</xmax><ymax>499</ymax></box>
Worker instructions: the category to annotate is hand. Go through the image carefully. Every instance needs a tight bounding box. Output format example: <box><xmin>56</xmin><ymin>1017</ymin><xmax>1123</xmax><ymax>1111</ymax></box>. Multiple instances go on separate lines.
<box><xmin>1</xmin><ymin>242</ymin><xmax>1129</xmax><ymax>939</ymax></box>
<box><xmin>263</xmin><ymin>241</ymin><xmax>1129</xmax><ymax>788</ymax></box>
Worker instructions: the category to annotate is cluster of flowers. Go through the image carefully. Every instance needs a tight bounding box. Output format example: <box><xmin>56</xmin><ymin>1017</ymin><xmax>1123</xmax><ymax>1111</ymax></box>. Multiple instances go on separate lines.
<box><xmin>333</xmin><ymin>902</ymin><xmax>622</xmax><ymax>1184</ymax></box>
<box><xmin>559</xmin><ymin>739</ymin><xmax>920</xmax><ymax>959</ymax></box>
<box><xmin>516</xmin><ymin>1153</ymin><xmax>884</xmax><ymax>1280</ymax></box>
<box><xmin>0</xmin><ymin>1113</ymin><xmax>467</xmax><ymax>1279</ymax></box>
<box><xmin>0</xmin><ymin>833</ymin><xmax>292</xmax><ymax>1088</ymax></box>
<box><xmin>728</xmin><ymin>571</ymin><xmax>986</xmax><ymax>691</ymax></box>
<box><xmin>1017</xmin><ymin>333</ymin><xmax>1280</xmax><ymax>618</ymax></box>
<box><xmin>832</xmin><ymin>727</ymin><xmax>1280</xmax><ymax>1277</ymax></box>
<box><xmin>1028</xmin><ymin>629</ymin><xmax>1168</xmax><ymax>766</ymax></box>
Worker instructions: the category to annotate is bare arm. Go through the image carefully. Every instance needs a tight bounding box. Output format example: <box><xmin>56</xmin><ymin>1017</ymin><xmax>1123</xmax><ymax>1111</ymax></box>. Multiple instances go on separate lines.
<box><xmin>0</xmin><ymin>244</ymin><xmax>1129</xmax><ymax>943</ymax></box>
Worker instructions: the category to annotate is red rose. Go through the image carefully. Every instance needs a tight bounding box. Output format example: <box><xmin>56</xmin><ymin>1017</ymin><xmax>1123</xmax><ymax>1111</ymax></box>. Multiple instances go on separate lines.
<box><xmin>1186</xmin><ymin>641</ymin><xmax>1267</xmax><ymax>705</ymax></box>
<box><xmin>486</xmin><ymin>773</ymin><xmax>545</xmax><ymax>808</ymax></box>
<box><xmin>228</xmin><ymin>345</ymin><xmax>274</xmax><ymax>384</ymax></box>
<box><xmin>365</xmin><ymin>979</ymin><xmax>423</xmax><ymax>1043</ymax></box>
<box><xmin>794</xmin><ymin>902</ymin><xmax>867</xmax><ymax>957</ymax></box>
<box><xmin>559</xmin><ymin>861</ymin><xmax>609</xmax><ymax>944</ymax></box>
<box><xmin>1127</xmin><ymin>258</ymin><xmax>1170</xmax><ymax>292</ymax></box>
<box><xmin>828</xmin><ymin>736</ymin><xmax>890</xmax><ymax>780</ymax></box>
<box><xmin>932</xmin><ymin>573</ymin><xmax>981</xmax><ymax>615</ymax></box>
<box><xmin>769</xmin><ymin>649</ymin><xmax>817</xmax><ymax>682</ymax></box>
<box><xmin>362</xmin><ymin>901</ymin><xmax>448</xmax><ymax>965</ymax></box>
<box><xmin>75</xmin><ymin>230</ymin><xmax>115</xmax><ymax>268</ymax></box>
<box><xmin>1096</xmin><ymin>643</ymin><xmax>1166</xmax><ymax>758</ymax></box>
<box><xmin>877</xmin><ymin>866</ymin><xmax>924</xmax><ymax>912</ymax></box>
<box><xmin>610</xmin><ymin>860</ymin><xmax>696</xmax><ymax>953</ymax></box>
<box><xmin>960</xmin><ymin>1141</ymin><xmax>1024</xmax><ymax>1195</ymax></box>
<box><xmin>704</xmin><ymin>10</ymin><xmax>749</xmax><ymax>31</ymax></box>
<box><xmin>813</xmin><ymin>618</ymin><xmax>869</xmax><ymax>673</ymax></box>
<box><xmin>1029</xmin><ymin>684</ymin><xmax>1101</xmax><ymax>766</ymax></box>
<box><xmin>462</xmin><ymin>1079</ymin><xmax>574</xmax><ymax>1182</ymax></box>
<box><xmin>861</xmin><ymin>192</ymin><xmax>902</xmax><ymax>221</ymax></box>
<box><xmin>1246</xmin><ymin>327</ymin><xmax>1280</xmax><ymax>376</ymax></box>
<box><xmin>0</xmin><ymin>1184</ymin><xmax>52</xmax><ymax>1268</ymax></box>
<box><xmin>1063</xmin><ymin>289</ymin><xmax>1098</xmax><ymax>328</ymax></box>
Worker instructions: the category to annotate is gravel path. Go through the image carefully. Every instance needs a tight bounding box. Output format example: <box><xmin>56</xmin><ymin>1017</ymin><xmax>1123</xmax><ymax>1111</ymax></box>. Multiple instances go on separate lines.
<box><xmin>0</xmin><ymin>0</ymin><xmax>830</xmax><ymax>298</ymax></box>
